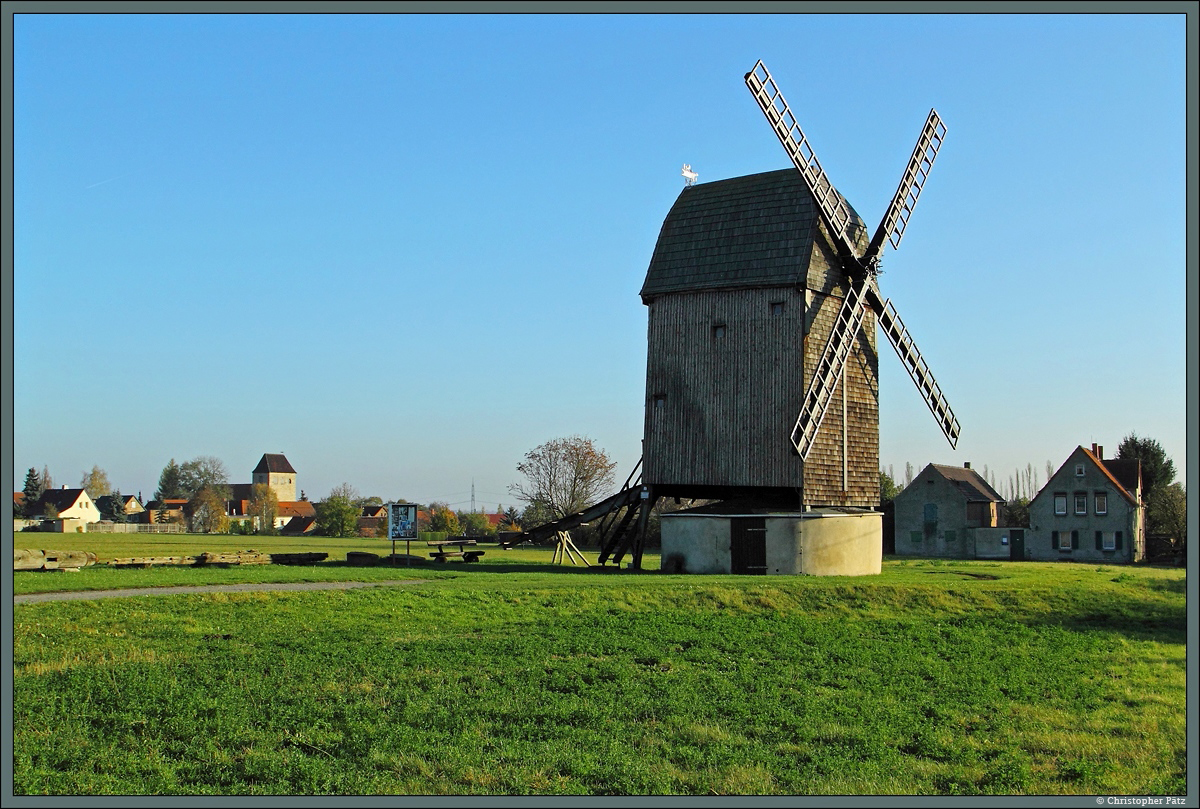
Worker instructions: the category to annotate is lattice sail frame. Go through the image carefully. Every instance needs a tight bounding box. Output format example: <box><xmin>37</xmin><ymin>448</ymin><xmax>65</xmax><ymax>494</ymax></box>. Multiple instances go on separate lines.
<box><xmin>745</xmin><ymin>60</ymin><xmax>960</xmax><ymax>459</ymax></box>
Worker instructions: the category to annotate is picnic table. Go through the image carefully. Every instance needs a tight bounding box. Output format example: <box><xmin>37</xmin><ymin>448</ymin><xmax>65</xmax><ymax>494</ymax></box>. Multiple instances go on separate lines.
<box><xmin>427</xmin><ymin>538</ymin><xmax>485</xmax><ymax>563</ymax></box>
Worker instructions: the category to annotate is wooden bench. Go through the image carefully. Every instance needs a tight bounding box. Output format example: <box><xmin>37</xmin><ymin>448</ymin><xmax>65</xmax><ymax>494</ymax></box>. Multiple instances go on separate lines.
<box><xmin>427</xmin><ymin>538</ymin><xmax>486</xmax><ymax>563</ymax></box>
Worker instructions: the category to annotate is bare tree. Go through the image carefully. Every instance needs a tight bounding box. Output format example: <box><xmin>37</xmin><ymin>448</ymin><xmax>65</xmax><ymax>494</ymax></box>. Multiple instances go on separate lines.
<box><xmin>509</xmin><ymin>435</ymin><xmax>617</xmax><ymax>522</ymax></box>
<box><xmin>80</xmin><ymin>465</ymin><xmax>113</xmax><ymax>500</ymax></box>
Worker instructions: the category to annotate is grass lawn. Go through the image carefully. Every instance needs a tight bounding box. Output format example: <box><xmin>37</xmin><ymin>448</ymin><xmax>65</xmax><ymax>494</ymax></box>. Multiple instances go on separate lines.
<box><xmin>10</xmin><ymin>553</ymin><xmax>1188</xmax><ymax>796</ymax></box>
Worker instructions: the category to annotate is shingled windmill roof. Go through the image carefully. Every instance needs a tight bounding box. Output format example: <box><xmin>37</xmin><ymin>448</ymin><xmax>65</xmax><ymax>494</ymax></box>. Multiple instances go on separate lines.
<box><xmin>640</xmin><ymin>169</ymin><xmax>867</xmax><ymax>302</ymax></box>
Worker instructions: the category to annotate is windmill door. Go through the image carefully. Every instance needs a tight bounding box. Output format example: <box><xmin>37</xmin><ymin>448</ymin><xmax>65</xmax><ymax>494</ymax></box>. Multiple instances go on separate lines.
<box><xmin>731</xmin><ymin>518</ymin><xmax>767</xmax><ymax>575</ymax></box>
<box><xmin>1009</xmin><ymin>529</ymin><xmax>1025</xmax><ymax>561</ymax></box>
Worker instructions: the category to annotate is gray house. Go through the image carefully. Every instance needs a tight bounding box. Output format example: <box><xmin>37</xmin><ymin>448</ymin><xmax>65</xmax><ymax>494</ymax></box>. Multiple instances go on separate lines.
<box><xmin>893</xmin><ymin>463</ymin><xmax>1010</xmax><ymax>559</ymax></box>
<box><xmin>1028</xmin><ymin>444</ymin><xmax>1144</xmax><ymax>563</ymax></box>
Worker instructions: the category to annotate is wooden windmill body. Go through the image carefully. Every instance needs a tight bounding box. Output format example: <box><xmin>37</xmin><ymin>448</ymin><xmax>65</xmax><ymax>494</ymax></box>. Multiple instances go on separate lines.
<box><xmin>643</xmin><ymin>60</ymin><xmax>960</xmax><ymax>514</ymax></box>
<box><xmin>641</xmin><ymin>169</ymin><xmax>880</xmax><ymax>508</ymax></box>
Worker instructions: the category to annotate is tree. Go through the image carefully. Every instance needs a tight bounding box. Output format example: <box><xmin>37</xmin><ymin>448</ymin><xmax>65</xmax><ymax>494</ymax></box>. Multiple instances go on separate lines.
<box><xmin>249</xmin><ymin>483</ymin><xmax>279</xmax><ymax>535</ymax></box>
<box><xmin>509</xmin><ymin>435</ymin><xmax>617</xmax><ymax>522</ymax></box>
<box><xmin>426</xmin><ymin>502</ymin><xmax>461</xmax><ymax>534</ymax></box>
<box><xmin>99</xmin><ymin>491</ymin><xmax>128</xmax><ymax>523</ymax></box>
<box><xmin>179</xmin><ymin>456</ymin><xmax>230</xmax><ymax>500</ymax></box>
<box><xmin>457</xmin><ymin>511</ymin><xmax>495</xmax><ymax>537</ymax></box>
<box><xmin>1117</xmin><ymin>433</ymin><xmax>1176</xmax><ymax>496</ymax></box>
<box><xmin>19</xmin><ymin>468</ymin><xmax>43</xmax><ymax>518</ymax></box>
<box><xmin>1147</xmin><ymin>482</ymin><xmax>1186</xmax><ymax>553</ymax></box>
<box><xmin>503</xmin><ymin>506</ymin><xmax>522</xmax><ymax>528</ymax></box>
<box><xmin>41</xmin><ymin>465</ymin><xmax>54</xmax><ymax>493</ymax></box>
<box><xmin>1117</xmin><ymin>433</ymin><xmax>1178</xmax><ymax>537</ymax></box>
<box><xmin>156</xmin><ymin>459</ymin><xmax>186</xmax><ymax>501</ymax></box>
<box><xmin>80</xmin><ymin>465</ymin><xmax>113</xmax><ymax>500</ymax></box>
<box><xmin>519</xmin><ymin>501</ymin><xmax>554</xmax><ymax>531</ymax></box>
<box><xmin>315</xmin><ymin>484</ymin><xmax>359</xmax><ymax>537</ymax></box>
<box><xmin>879</xmin><ymin>469</ymin><xmax>902</xmax><ymax>506</ymax></box>
<box><xmin>1001</xmin><ymin>497</ymin><xmax>1031</xmax><ymax>528</ymax></box>
<box><xmin>186</xmin><ymin>486</ymin><xmax>229</xmax><ymax>533</ymax></box>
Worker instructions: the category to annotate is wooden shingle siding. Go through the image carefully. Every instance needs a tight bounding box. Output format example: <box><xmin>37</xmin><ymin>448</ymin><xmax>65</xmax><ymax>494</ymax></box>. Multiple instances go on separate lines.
<box><xmin>800</xmin><ymin>291</ymin><xmax>880</xmax><ymax>507</ymax></box>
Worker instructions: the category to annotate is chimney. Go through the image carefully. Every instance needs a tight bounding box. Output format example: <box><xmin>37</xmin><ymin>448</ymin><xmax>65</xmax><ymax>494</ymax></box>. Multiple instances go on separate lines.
<box><xmin>964</xmin><ymin>462</ymin><xmax>971</xmax><ymax>469</ymax></box>
<box><xmin>61</xmin><ymin>484</ymin><xmax>66</xmax><ymax>489</ymax></box>
<box><xmin>1097</xmin><ymin>445</ymin><xmax>1103</xmax><ymax>460</ymax></box>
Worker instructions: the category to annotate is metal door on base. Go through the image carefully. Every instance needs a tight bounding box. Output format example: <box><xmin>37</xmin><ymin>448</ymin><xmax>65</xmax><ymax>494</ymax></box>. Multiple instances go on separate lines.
<box><xmin>731</xmin><ymin>517</ymin><xmax>767</xmax><ymax>574</ymax></box>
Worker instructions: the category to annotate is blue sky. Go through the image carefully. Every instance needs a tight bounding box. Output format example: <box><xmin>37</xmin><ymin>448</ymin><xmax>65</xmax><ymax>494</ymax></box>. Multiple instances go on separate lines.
<box><xmin>11</xmin><ymin>11</ymin><xmax>1190</xmax><ymax>509</ymax></box>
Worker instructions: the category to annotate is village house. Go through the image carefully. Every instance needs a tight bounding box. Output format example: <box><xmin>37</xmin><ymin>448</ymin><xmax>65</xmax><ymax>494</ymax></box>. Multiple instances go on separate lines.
<box><xmin>143</xmin><ymin>498</ymin><xmax>189</xmax><ymax>525</ymax></box>
<box><xmin>32</xmin><ymin>487</ymin><xmax>102</xmax><ymax>532</ymax></box>
<box><xmin>1027</xmin><ymin>444</ymin><xmax>1144</xmax><ymax>563</ymax></box>
<box><xmin>893</xmin><ymin>463</ymin><xmax>1012</xmax><ymax>559</ymax></box>
<box><xmin>94</xmin><ymin>493</ymin><xmax>145</xmax><ymax>521</ymax></box>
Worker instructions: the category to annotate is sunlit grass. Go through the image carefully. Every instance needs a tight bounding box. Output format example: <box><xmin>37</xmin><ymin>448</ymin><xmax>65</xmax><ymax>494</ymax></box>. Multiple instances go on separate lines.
<box><xmin>12</xmin><ymin>559</ymin><xmax>1186</xmax><ymax>795</ymax></box>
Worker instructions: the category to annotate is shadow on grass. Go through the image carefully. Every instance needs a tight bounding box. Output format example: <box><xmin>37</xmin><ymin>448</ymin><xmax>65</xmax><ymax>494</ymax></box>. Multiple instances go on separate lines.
<box><xmin>1019</xmin><ymin>602</ymin><xmax>1187</xmax><ymax>644</ymax></box>
<box><xmin>333</xmin><ymin>558</ymin><xmax>655</xmax><ymax>577</ymax></box>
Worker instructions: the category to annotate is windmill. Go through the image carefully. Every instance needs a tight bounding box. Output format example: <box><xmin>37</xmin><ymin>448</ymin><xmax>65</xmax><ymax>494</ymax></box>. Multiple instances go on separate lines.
<box><xmin>507</xmin><ymin>61</ymin><xmax>961</xmax><ymax>573</ymax></box>
<box><xmin>743</xmin><ymin>59</ymin><xmax>960</xmax><ymax>462</ymax></box>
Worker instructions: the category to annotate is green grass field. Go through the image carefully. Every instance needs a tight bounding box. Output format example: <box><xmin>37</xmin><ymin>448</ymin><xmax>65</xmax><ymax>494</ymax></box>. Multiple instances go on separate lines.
<box><xmin>11</xmin><ymin>547</ymin><xmax>1187</xmax><ymax>796</ymax></box>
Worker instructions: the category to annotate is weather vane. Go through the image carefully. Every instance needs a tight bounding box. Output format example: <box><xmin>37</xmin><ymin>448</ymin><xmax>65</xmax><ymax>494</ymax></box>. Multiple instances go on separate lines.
<box><xmin>681</xmin><ymin>163</ymin><xmax>698</xmax><ymax>187</ymax></box>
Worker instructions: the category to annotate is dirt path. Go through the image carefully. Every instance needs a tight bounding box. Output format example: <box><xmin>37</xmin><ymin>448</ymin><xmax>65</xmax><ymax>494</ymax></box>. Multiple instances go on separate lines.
<box><xmin>13</xmin><ymin>579</ymin><xmax>425</xmax><ymax>605</ymax></box>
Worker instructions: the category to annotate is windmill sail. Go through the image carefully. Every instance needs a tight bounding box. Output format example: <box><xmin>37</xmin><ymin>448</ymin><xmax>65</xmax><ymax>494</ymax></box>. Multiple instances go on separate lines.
<box><xmin>747</xmin><ymin>59</ymin><xmax>961</xmax><ymax>460</ymax></box>
<box><xmin>866</xmin><ymin>289</ymin><xmax>960</xmax><ymax>448</ymax></box>
<box><xmin>745</xmin><ymin>61</ymin><xmax>860</xmax><ymax>259</ymax></box>
<box><xmin>865</xmin><ymin>109</ymin><xmax>947</xmax><ymax>263</ymax></box>
<box><xmin>791</xmin><ymin>278</ymin><xmax>869</xmax><ymax>459</ymax></box>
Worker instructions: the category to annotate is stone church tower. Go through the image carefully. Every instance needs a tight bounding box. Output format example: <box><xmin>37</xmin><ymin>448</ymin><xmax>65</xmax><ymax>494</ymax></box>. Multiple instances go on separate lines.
<box><xmin>252</xmin><ymin>453</ymin><xmax>297</xmax><ymax>502</ymax></box>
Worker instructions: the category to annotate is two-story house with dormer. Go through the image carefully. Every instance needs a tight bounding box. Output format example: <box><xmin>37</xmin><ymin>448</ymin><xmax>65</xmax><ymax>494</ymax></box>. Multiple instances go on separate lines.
<box><xmin>1028</xmin><ymin>443</ymin><xmax>1144</xmax><ymax>563</ymax></box>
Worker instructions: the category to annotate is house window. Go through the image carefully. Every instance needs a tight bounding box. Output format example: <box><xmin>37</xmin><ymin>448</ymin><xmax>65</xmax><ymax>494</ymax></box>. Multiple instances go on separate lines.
<box><xmin>771</xmin><ymin>301</ymin><xmax>785</xmax><ymax>316</ymax></box>
<box><xmin>1054</xmin><ymin>494</ymin><xmax>1067</xmax><ymax>516</ymax></box>
<box><xmin>909</xmin><ymin>530</ymin><xmax>922</xmax><ymax>544</ymax></box>
<box><xmin>652</xmin><ymin>394</ymin><xmax>666</xmax><ymax>411</ymax></box>
<box><xmin>713</xmin><ymin>323</ymin><xmax>726</xmax><ymax>339</ymax></box>
<box><xmin>1074</xmin><ymin>492</ymin><xmax>1087</xmax><ymax>515</ymax></box>
<box><xmin>1075</xmin><ymin>464</ymin><xmax>1085</xmax><ymax>477</ymax></box>
<box><xmin>1095</xmin><ymin>492</ymin><xmax>1107</xmax><ymax>515</ymax></box>
<box><xmin>1101</xmin><ymin>531</ymin><xmax>1116</xmax><ymax>551</ymax></box>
